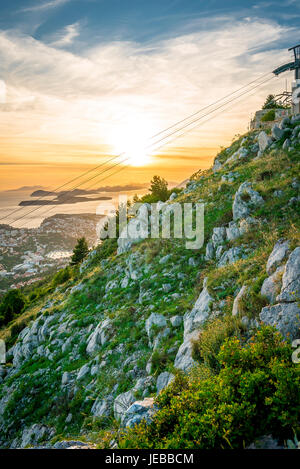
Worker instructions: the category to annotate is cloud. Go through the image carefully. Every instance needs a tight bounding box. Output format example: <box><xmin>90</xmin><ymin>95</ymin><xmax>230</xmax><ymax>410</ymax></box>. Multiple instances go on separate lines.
<box><xmin>0</xmin><ymin>17</ymin><xmax>295</xmax><ymax>163</ymax></box>
<box><xmin>49</xmin><ymin>22</ymin><xmax>80</xmax><ymax>47</ymax></box>
<box><xmin>21</xmin><ymin>0</ymin><xmax>71</xmax><ymax>13</ymax></box>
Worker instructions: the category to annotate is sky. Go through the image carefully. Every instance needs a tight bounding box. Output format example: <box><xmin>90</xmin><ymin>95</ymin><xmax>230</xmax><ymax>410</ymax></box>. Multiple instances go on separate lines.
<box><xmin>0</xmin><ymin>0</ymin><xmax>299</xmax><ymax>190</ymax></box>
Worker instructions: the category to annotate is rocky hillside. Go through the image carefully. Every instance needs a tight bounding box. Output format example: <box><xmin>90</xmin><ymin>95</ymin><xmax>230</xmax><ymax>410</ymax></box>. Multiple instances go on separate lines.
<box><xmin>0</xmin><ymin>115</ymin><xmax>299</xmax><ymax>449</ymax></box>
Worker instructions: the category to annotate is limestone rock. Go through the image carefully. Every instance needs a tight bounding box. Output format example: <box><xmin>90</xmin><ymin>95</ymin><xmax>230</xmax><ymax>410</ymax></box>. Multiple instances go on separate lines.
<box><xmin>77</xmin><ymin>364</ymin><xmax>90</xmax><ymax>381</ymax></box>
<box><xmin>183</xmin><ymin>278</ymin><xmax>213</xmax><ymax>337</ymax></box>
<box><xmin>233</xmin><ymin>182</ymin><xmax>264</xmax><ymax>221</ymax></box>
<box><xmin>91</xmin><ymin>397</ymin><xmax>113</xmax><ymax>418</ymax></box>
<box><xmin>123</xmin><ymin>397</ymin><xmax>155</xmax><ymax>428</ymax></box>
<box><xmin>226</xmin><ymin>221</ymin><xmax>240</xmax><ymax>241</ymax></box>
<box><xmin>266</xmin><ymin>240</ymin><xmax>290</xmax><ymax>275</ymax></box>
<box><xmin>20</xmin><ymin>424</ymin><xmax>54</xmax><ymax>448</ymax></box>
<box><xmin>260</xmin><ymin>266</ymin><xmax>284</xmax><ymax>304</ymax></box>
<box><xmin>205</xmin><ymin>241</ymin><xmax>214</xmax><ymax>260</ymax></box>
<box><xmin>114</xmin><ymin>390</ymin><xmax>135</xmax><ymax>421</ymax></box>
<box><xmin>276</xmin><ymin>247</ymin><xmax>300</xmax><ymax>303</ymax></box>
<box><xmin>211</xmin><ymin>227</ymin><xmax>226</xmax><ymax>247</ymax></box>
<box><xmin>232</xmin><ymin>285</ymin><xmax>247</xmax><ymax>316</ymax></box>
<box><xmin>271</xmin><ymin>124</ymin><xmax>284</xmax><ymax>140</ymax></box>
<box><xmin>260</xmin><ymin>302</ymin><xmax>300</xmax><ymax>341</ymax></box>
<box><xmin>156</xmin><ymin>371</ymin><xmax>174</xmax><ymax>394</ymax></box>
<box><xmin>145</xmin><ymin>313</ymin><xmax>167</xmax><ymax>339</ymax></box>
<box><xmin>174</xmin><ymin>331</ymin><xmax>198</xmax><ymax>371</ymax></box>
<box><xmin>258</xmin><ymin>131</ymin><xmax>272</xmax><ymax>152</ymax></box>
<box><xmin>170</xmin><ymin>315</ymin><xmax>182</xmax><ymax>327</ymax></box>
<box><xmin>86</xmin><ymin>319</ymin><xmax>113</xmax><ymax>354</ymax></box>
<box><xmin>217</xmin><ymin>246</ymin><xmax>245</xmax><ymax>268</ymax></box>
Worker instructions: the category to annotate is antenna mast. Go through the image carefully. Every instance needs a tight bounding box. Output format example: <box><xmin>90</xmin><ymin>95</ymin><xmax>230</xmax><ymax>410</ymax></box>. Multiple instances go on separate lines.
<box><xmin>272</xmin><ymin>44</ymin><xmax>300</xmax><ymax>115</ymax></box>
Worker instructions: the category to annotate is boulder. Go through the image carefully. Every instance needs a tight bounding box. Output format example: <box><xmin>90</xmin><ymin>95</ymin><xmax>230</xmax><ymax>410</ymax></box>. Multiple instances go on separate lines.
<box><xmin>174</xmin><ymin>331</ymin><xmax>198</xmax><ymax>371</ymax></box>
<box><xmin>205</xmin><ymin>241</ymin><xmax>214</xmax><ymax>260</ymax></box>
<box><xmin>156</xmin><ymin>371</ymin><xmax>174</xmax><ymax>394</ymax></box>
<box><xmin>61</xmin><ymin>372</ymin><xmax>72</xmax><ymax>386</ymax></box>
<box><xmin>212</xmin><ymin>158</ymin><xmax>222</xmax><ymax>172</ymax></box>
<box><xmin>233</xmin><ymin>182</ymin><xmax>264</xmax><ymax>221</ymax></box>
<box><xmin>282</xmin><ymin>138</ymin><xmax>291</xmax><ymax>150</ymax></box>
<box><xmin>114</xmin><ymin>390</ymin><xmax>135</xmax><ymax>422</ymax></box>
<box><xmin>217</xmin><ymin>246</ymin><xmax>245</xmax><ymax>267</ymax></box>
<box><xmin>271</xmin><ymin>124</ymin><xmax>284</xmax><ymax>140</ymax></box>
<box><xmin>226</xmin><ymin>221</ymin><xmax>240</xmax><ymax>241</ymax></box>
<box><xmin>170</xmin><ymin>315</ymin><xmax>182</xmax><ymax>327</ymax></box>
<box><xmin>91</xmin><ymin>397</ymin><xmax>113</xmax><ymax>418</ymax></box>
<box><xmin>77</xmin><ymin>364</ymin><xmax>90</xmax><ymax>381</ymax></box>
<box><xmin>122</xmin><ymin>397</ymin><xmax>155</xmax><ymax>428</ymax></box>
<box><xmin>145</xmin><ymin>313</ymin><xmax>167</xmax><ymax>339</ymax></box>
<box><xmin>20</xmin><ymin>424</ymin><xmax>54</xmax><ymax>448</ymax></box>
<box><xmin>260</xmin><ymin>266</ymin><xmax>284</xmax><ymax>304</ymax></box>
<box><xmin>276</xmin><ymin>247</ymin><xmax>300</xmax><ymax>303</ymax></box>
<box><xmin>232</xmin><ymin>285</ymin><xmax>247</xmax><ymax>316</ymax></box>
<box><xmin>266</xmin><ymin>240</ymin><xmax>290</xmax><ymax>275</ymax></box>
<box><xmin>183</xmin><ymin>278</ymin><xmax>213</xmax><ymax>337</ymax></box>
<box><xmin>258</xmin><ymin>131</ymin><xmax>272</xmax><ymax>152</ymax></box>
<box><xmin>211</xmin><ymin>227</ymin><xmax>226</xmax><ymax>247</ymax></box>
<box><xmin>260</xmin><ymin>302</ymin><xmax>300</xmax><ymax>341</ymax></box>
<box><xmin>86</xmin><ymin>319</ymin><xmax>113</xmax><ymax>354</ymax></box>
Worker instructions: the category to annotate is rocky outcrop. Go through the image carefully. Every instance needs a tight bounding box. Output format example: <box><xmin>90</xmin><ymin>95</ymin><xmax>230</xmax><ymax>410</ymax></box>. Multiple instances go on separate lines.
<box><xmin>86</xmin><ymin>319</ymin><xmax>113</xmax><ymax>354</ymax></box>
<box><xmin>114</xmin><ymin>390</ymin><xmax>135</xmax><ymax>423</ymax></box>
<box><xmin>260</xmin><ymin>302</ymin><xmax>300</xmax><ymax>341</ymax></box>
<box><xmin>260</xmin><ymin>266</ymin><xmax>284</xmax><ymax>304</ymax></box>
<box><xmin>183</xmin><ymin>278</ymin><xmax>212</xmax><ymax>337</ymax></box>
<box><xmin>156</xmin><ymin>371</ymin><xmax>174</xmax><ymax>394</ymax></box>
<box><xmin>260</xmin><ymin>246</ymin><xmax>300</xmax><ymax>340</ymax></box>
<box><xmin>232</xmin><ymin>285</ymin><xmax>247</xmax><ymax>316</ymax></box>
<box><xmin>266</xmin><ymin>240</ymin><xmax>290</xmax><ymax>275</ymax></box>
<box><xmin>122</xmin><ymin>398</ymin><xmax>155</xmax><ymax>428</ymax></box>
<box><xmin>233</xmin><ymin>182</ymin><xmax>264</xmax><ymax>221</ymax></box>
<box><xmin>276</xmin><ymin>247</ymin><xmax>300</xmax><ymax>303</ymax></box>
<box><xmin>91</xmin><ymin>397</ymin><xmax>113</xmax><ymax>418</ymax></box>
<box><xmin>174</xmin><ymin>331</ymin><xmax>198</xmax><ymax>371</ymax></box>
<box><xmin>258</xmin><ymin>131</ymin><xmax>272</xmax><ymax>152</ymax></box>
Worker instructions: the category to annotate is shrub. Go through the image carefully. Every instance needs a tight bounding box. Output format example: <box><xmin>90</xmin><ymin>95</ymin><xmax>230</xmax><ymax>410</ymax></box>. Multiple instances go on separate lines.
<box><xmin>52</xmin><ymin>266</ymin><xmax>72</xmax><ymax>287</ymax></box>
<box><xmin>0</xmin><ymin>289</ymin><xmax>27</xmax><ymax>327</ymax></box>
<box><xmin>261</xmin><ymin>110</ymin><xmax>275</xmax><ymax>122</ymax></box>
<box><xmin>119</xmin><ymin>327</ymin><xmax>300</xmax><ymax>449</ymax></box>
<box><xmin>191</xmin><ymin>317</ymin><xmax>242</xmax><ymax>372</ymax></box>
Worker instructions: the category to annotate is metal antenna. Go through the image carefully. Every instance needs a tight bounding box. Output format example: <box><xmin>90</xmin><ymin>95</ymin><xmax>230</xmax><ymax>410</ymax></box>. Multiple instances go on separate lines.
<box><xmin>272</xmin><ymin>44</ymin><xmax>300</xmax><ymax>79</ymax></box>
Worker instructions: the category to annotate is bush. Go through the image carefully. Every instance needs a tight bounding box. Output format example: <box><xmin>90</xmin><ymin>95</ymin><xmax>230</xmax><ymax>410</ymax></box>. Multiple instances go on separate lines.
<box><xmin>191</xmin><ymin>317</ymin><xmax>242</xmax><ymax>372</ymax></box>
<box><xmin>52</xmin><ymin>266</ymin><xmax>72</xmax><ymax>287</ymax></box>
<box><xmin>261</xmin><ymin>110</ymin><xmax>275</xmax><ymax>122</ymax></box>
<box><xmin>119</xmin><ymin>327</ymin><xmax>300</xmax><ymax>449</ymax></box>
<box><xmin>0</xmin><ymin>289</ymin><xmax>27</xmax><ymax>327</ymax></box>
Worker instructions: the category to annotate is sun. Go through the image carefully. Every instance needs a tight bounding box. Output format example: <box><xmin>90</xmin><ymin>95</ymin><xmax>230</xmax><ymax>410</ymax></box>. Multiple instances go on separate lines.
<box><xmin>108</xmin><ymin>118</ymin><xmax>155</xmax><ymax>167</ymax></box>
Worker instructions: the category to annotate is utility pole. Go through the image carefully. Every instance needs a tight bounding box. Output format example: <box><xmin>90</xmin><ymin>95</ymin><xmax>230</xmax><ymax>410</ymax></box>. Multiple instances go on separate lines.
<box><xmin>273</xmin><ymin>44</ymin><xmax>300</xmax><ymax>115</ymax></box>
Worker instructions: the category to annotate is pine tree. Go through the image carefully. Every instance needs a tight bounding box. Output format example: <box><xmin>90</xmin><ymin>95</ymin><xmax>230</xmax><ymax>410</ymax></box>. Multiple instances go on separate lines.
<box><xmin>70</xmin><ymin>237</ymin><xmax>89</xmax><ymax>265</ymax></box>
<box><xmin>149</xmin><ymin>175</ymin><xmax>169</xmax><ymax>201</ymax></box>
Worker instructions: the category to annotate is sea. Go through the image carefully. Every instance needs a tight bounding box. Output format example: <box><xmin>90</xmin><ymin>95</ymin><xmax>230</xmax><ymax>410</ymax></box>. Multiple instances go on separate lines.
<box><xmin>0</xmin><ymin>188</ymin><xmax>147</xmax><ymax>229</ymax></box>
